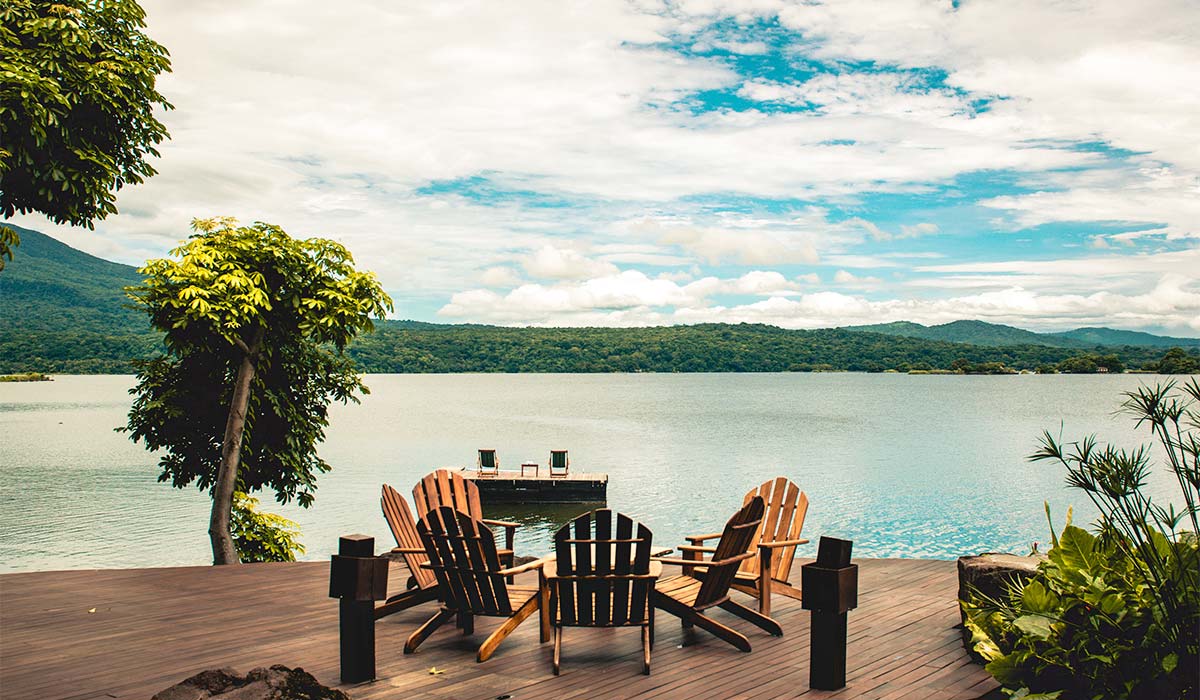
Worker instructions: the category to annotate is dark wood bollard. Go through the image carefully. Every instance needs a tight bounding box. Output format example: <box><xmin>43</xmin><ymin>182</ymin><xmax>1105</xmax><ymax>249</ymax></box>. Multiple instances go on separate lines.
<box><xmin>801</xmin><ymin>537</ymin><xmax>859</xmax><ymax>691</ymax></box>
<box><xmin>329</xmin><ymin>534</ymin><xmax>388</xmax><ymax>683</ymax></box>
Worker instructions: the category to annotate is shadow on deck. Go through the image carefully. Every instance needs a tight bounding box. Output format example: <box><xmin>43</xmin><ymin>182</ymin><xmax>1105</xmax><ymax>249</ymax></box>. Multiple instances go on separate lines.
<box><xmin>0</xmin><ymin>558</ymin><xmax>998</xmax><ymax>699</ymax></box>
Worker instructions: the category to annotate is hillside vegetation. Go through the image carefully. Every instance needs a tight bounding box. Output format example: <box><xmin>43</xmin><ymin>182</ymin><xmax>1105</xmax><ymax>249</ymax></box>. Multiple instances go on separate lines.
<box><xmin>2</xmin><ymin>227</ymin><xmax>1197</xmax><ymax>374</ymax></box>
<box><xmin>844</xmin><ymin>319</ymin><xmax>1200</xmax><ymax>349</ymax></box>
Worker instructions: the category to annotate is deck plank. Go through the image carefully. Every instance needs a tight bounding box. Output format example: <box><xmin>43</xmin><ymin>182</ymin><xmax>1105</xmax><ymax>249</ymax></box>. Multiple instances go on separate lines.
<box><xmin>0</xmin><ymin>558</ymin><xmax>997</xmax><ymax>699</ymax></box>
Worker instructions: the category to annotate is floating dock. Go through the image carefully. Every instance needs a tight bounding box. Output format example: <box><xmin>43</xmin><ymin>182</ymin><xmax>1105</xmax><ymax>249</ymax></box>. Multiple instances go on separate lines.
<box><xmin>460</xmin><ymin>468</ymin><xmax>607</xmax><ymax>503</ymax></box>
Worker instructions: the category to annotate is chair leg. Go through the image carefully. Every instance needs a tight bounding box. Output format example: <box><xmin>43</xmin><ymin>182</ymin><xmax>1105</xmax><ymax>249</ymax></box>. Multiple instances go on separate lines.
<box><xmin>553</xmin><ymin>626</ymin><xmax>562</xmax><ymax>675</ymax></box>
<box><xmin>718</xmin><ymin>599</ymin><xmax>783</xmax><ymax>637</ymax></box>
<box><xmin>689</xmin><ymin>611</ymin><xmax>752</xmax><ymax>652</ymax></box>
<box><xmin>649</xmin><ymin>603</ymin><xmax>656</xmax><ymax>650</ymax></box>
<box><xmin>758</xmin><ymin>548</ymin><xmax>773</xmax><ymax>616</ymax></box>
<box><xmin>375</xmin><ymin>586</ymin><xmax>439</xmax><ymax>620</ymax></box>
<box><xmin>458</xmin><ymin>611</ymin><xmax>474</xmax><ymax>635</ymax></box>
<box><xmin>642</xmin><ymin>625</ymin><xmax>651</xmax><ymax>675</ymax></box>
<box><xmin>477</xmin><ymin>594</ymin><xmax>539</xmax><ymax>662</ymax></box>
<box><xmin>539</xmin><ymin>571</ymin><xmax>551</xmax><ymax>644</ymax></box>
<box><xmin>405</xmin><ymin>607</ymin><xmax>455</xmax><ymax>654</ymax></box>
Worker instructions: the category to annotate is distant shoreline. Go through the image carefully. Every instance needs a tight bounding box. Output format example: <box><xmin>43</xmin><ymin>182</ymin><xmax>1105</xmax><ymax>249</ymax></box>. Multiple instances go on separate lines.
<box><xmin>0</xmin><ymin>372</ymin><xmax>53</xmax><ymax>383</ymax></box>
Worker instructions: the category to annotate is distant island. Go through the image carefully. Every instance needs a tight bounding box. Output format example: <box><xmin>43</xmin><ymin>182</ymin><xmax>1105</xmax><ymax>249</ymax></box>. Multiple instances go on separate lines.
<box><xmin>2</xmin><ymin>224</ymin><xmax>1198</xmax><ymax>375</ymax></box>
<box><xmin>0</xmin><ymin>372</ymin><xmax>53</xmax><ymax>382</ymax></box>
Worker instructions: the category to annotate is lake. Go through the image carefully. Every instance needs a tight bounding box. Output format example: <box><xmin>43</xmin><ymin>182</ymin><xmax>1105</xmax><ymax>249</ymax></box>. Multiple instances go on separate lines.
<box><xmin>0</xmin><ymin>373</ymin><xmax>1188</xmax><ymax>573</ymax></box>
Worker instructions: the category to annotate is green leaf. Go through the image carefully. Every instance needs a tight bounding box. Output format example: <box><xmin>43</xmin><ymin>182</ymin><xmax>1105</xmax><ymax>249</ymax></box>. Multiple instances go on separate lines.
<box><xmin>1021</xmin><ymin>580</ymin><xmax>1059</xmax><ymax>614</ymax></box>
<box><xmin>1013</xmin><ymin>614</ymin><xmax>1055</xmax><ymax>640</ymax></box>
<box><xmin>1049</xmin><ymin>525</ymin><xmax>1099</xmax><ymax>572</ymax></box>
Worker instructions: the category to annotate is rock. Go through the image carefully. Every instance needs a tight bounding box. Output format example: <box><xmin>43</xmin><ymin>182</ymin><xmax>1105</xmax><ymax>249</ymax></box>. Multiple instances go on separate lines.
<box><xmin>957</xmin><ymin>553</ymin><xmax>1046</xmax><ymax>659</ymax></box>
<box><xmin>152</xmin><ymin>665</ymin><xmax>351</xmax><ymax>700</ymax></box>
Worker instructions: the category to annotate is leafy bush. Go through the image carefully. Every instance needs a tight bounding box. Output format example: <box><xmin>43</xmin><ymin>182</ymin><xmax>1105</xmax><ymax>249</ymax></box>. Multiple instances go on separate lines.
<box><xmin>964</xmin><ymin>379</ymin><xmax>1200</xmax><ymax>700</ymax></box>
<box><xmin>230</xmin><ymin>492</ymin><xmax>306</xmax><ymax>563</ymax></box>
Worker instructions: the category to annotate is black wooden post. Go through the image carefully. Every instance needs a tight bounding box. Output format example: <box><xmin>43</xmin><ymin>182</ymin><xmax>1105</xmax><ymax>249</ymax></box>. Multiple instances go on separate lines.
<box><xmin>801</xmin><ymin>537</ymin><xmax>858</xmax><ymax>690</ymax></box>
<box><xmin>329</xmin><ymin>534</ymin><xmax>388</xmax><ymax>683</ymax></box>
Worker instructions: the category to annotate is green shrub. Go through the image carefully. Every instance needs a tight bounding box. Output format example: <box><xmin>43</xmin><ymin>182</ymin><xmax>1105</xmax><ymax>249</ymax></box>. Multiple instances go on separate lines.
<box><xmin>964</xmin><ymin>379</ymin><xmax>1199</xmax><ymax>700</ymax></box>
<box><xmin>230</xmin><ymin>492</ymin><xmax>306</xmax><ymax>563</ymax></box>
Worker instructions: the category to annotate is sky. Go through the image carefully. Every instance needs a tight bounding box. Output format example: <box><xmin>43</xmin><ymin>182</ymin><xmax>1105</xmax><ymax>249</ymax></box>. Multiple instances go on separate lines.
<box><xmin>10</xmin><ymin>0</ymin><xmax>1200</xmax><ymax>335</ymax></box>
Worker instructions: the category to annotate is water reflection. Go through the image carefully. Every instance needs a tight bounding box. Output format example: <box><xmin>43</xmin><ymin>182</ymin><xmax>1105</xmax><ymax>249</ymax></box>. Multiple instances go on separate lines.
<box><xmin>484</xmin><ymin>501</ymin><xmax>608</xmax><ymax>554</ymax></box>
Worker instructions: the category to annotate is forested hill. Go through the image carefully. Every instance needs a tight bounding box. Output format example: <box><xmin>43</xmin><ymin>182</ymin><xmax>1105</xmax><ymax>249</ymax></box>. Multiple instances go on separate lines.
<box><xmin>844</xmin><ymin>319</ymin><xmax>1200</xmax><ymax>349</ymax></box>
<box><xmin>0</xmin><ymin>225</ymin><xmax>145</xmax><ymax>333</ymax></box>
<box><xmin>348</xmin><ymin>322</ymin><xmax>1176</xmax><ymax>374</ymax></box>
<box><xmin>1</xmin><ymin>226</ymin><xmax>1197</xmax><ymax>374</ymax></box>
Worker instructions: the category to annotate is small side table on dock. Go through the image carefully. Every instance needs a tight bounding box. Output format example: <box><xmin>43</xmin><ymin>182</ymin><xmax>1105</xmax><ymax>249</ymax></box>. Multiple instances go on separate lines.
<box><xmin>520</xmin><ymin>462</ymin><xmax>539</xmax><ymax>477</ymax></box>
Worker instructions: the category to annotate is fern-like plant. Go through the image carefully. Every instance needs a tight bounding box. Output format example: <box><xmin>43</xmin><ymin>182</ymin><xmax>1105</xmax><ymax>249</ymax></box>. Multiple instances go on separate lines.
<box><xmin>964</xmin><ymin>379</ymin><xmax>1199</xmax><ymax>700</ymax></box>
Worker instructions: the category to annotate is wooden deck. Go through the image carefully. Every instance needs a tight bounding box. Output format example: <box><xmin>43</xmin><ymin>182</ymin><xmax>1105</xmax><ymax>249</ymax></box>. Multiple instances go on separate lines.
<box><xmin>0</xmin><ymin>558</ymin><xmax>998</xmax><ymax>699</ymax></box>
<box><xmin>460</xmin><ymin>467</ymin><xmax>608</xmax><ymax>503</ymax></box>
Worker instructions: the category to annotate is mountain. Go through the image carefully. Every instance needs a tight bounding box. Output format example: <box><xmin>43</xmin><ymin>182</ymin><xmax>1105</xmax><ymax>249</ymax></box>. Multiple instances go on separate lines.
<box><xmin>1047</xmin><ymin>327</ymin><xmax>1200</xmax><ymax>348</ymax></box>
<box><xmin>0</xmin><ymin>225</ymin><xmax>146</xmax><ymax>333</ymax></box>
<box><xmin>0</xmin><ymin>225</ymin><xmax>159</xmax><ymax>372</ymax></box>
<box><xmin>844</xmin><ymin>319</ymin><xmax>1199</xmax><ymax>349</ymax></box>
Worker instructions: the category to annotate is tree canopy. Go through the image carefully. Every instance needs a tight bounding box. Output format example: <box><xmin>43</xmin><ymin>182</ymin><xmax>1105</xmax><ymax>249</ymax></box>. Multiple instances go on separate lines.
<box><xmin>123</xmin><ymin>218</ymin><xmax>391</xmax><ymax>563</ymax></box>
<box><xmin>0</xmin><ymin>0</ymin><xmax>172</xmax><ymax>227</ymax></box>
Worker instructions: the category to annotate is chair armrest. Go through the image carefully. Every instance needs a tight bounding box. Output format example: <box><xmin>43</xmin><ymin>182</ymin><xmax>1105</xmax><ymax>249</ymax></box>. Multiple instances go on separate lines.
<box><xmin>652</xmin><ymin>557</ymin><xmax>712</xmax><ymax>568</ymax></box>
<box><xmin>677</xmin><ymin>544</ymin><xmax>717</xmax><ymax>553</ymax></box>
<box><xmin>684</xmin><ymin>532</ymin><xmax>723</xmax><ymax>544</ymax></box>
<box><xmin>759</xmin><ymin>538</ymin><xmax>810</xmax><ymax>549</ymax></box>
<box><xmin>388</xmin><ymin>546</ymin><xmax>427</xmax><ymax>555</ymax></box>
<box><xmin>708</xmin><ymin>550</ymin><xmax>757</xmax><ymax>567</ymax></box>
<box><xmin>648</xmin><ymin>560</ymin><xmax>663</xmax><ymax>577</ymax></box>
<box><xmin>498</xmin><ymin>555</ymin><xmax>554</xmax><ymax>577</ymax></box>
<box><xmin>482</xmin><ymin>518</ymin><xmax>520</xmax><ymax>530</ymax></box>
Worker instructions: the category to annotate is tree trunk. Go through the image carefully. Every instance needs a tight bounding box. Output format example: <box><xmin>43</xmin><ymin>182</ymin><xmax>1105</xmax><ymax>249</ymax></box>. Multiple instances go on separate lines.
<box><xmin>209</xmin><ymin>327</ymin><xmax>265</xmax><ymax>565</ymax></box>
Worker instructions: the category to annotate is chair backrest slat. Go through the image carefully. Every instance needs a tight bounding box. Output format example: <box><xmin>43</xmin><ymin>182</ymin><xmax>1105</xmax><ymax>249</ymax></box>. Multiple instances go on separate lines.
<box><xmin>413</xmin><ymin>469</ymin><xmax>486</xmax><ymax>522</ymax></box>
<box><xmin>417</xmin><ymin>506</ymin><xmax>511</xmax><ymax>616</ymax></box>
<box><xmin>695</xmin><ymin>496</ymin><xmax>765</xmax><ymax>609</ymax></box>
<box><xmin>552</xmin><ymin>508</ymin><xmax>652</xmax><ymax>628</ymax></box>
<box><xmin>549</xmin><ymin>450</ymin><xmax>569</xmax><ymax>475</ymax></box>
<box><xmin>737</xmin><ymin>478</ymin><xmax>809</xmax><ymax>582</ymax></box>
<box><xmin>478</xmin><ymin>449</ymin><xmax>498</xmax><ymax>474</ymax></box>
<box><xmin>380</xmin><ymin>484</ymin><xmax>437</xmax><ymax>591</ymax></box>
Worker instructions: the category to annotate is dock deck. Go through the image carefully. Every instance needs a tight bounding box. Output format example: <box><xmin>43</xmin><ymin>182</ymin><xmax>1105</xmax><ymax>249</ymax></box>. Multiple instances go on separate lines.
<box><xmin>460</xmin><ymin>467</ymin><xmax>608</xmax><ymax>503</ymax></box>
<box><xmin>0</xmin><ymin>558</ymin><xmax>997</xmax><ymax>699</ymax></box>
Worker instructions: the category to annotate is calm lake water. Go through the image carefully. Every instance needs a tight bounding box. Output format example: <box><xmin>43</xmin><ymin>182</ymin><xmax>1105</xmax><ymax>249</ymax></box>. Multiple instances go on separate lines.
<box><xmin>0</xmin><ymin>373</ymin><xmax>1189</xmax><ymax>573</ymax></box>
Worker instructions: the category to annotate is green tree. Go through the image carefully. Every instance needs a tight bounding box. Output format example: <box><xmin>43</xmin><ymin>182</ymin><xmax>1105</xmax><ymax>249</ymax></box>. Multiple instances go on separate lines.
<box><xmin>123</xmin><ymin>218</ymin><xmax>391</xmax><ymax>564</ymax></box>
<box><xmin>1150</xmin><ymin>347</ymin><xmax>1200</xmax><ymax>374</ymax></box>
<box><xmin>230</xmin><ymin>492</ymin><xmax>305</xmax><ymax>563</ymax></box>
<box><xmin>0</xmin><ymin>0</ymin><xmax>172</xmax><ymax>264</ymax></box>
<box><xmin>0</xmin><ymin>225</ymin><xmax>17</xmax><ymax>271</ymax></box>
<box><xmin>1056</xmin><ymin>355</ymin><xmax>1098</xmax><ymax>374</ymax></box>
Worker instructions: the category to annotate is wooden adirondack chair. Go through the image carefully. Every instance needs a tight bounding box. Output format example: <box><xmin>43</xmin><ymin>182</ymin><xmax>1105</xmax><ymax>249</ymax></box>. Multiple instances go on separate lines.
<box><xmin>682</xmin><ymin>477</ymin><xmax>809</xmax><ymax>615</ymax></box>
<box><xmin>652</xmin><ymin>496</ymin><xmax>782</xmax><ymax>652</ymax></box>
<box><xmin>549</xmin><ymin>450</ymin><xmax>569</xmax><ymax>478</ymax></box>
<box><xmin>404</xmin><ymin>506</ymin><xmax>550</xmax><ymax>662</ymax></box>
<box><xmin>376</xmin><ymin>484</ymin><xmax>441</xmax><ymax>619</ymax></box>
<box><xmin>477</xmin><ymin>449</ymin><xmax>499</xmax><ymax>477</ymax></box>
<box><xmin>413</xmin><ymin>469</ymin><xmax>519</xmax><ymax>558</ymax></box>
<box><xmin>545</xmin><ymin>509</ymin><xmax>660</xmax><ymax>675</ymax></box>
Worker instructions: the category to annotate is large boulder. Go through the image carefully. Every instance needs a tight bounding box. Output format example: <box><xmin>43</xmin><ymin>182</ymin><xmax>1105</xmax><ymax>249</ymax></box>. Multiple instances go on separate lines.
<box><xmin>957</xmin><ymin>553</ymin><xmax>1045</xmax><ymax>658</ymax></box>
<box><xmin>152</xmin><ymin>665</ymin><xmax>350</xmax><ymax>700</ymax></box>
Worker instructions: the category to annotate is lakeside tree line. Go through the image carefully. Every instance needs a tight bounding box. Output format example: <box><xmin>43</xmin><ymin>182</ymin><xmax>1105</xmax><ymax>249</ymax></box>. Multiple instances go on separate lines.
<box><xmin>5</xmin><ymin>321</ymin><xmax>1194</xmax><ymax>375</ymax></box>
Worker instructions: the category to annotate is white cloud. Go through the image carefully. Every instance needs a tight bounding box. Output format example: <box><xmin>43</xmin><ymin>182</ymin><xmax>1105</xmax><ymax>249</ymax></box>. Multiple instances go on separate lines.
<box><xmin>522</xmin><ymin>245</ymin><xmax>620</xmax><ymax>280</ymax></box>
<box><xmin>481</xmin><ymin>266</ymin><xmax>524</xmax><ymax>287</ymax></box>
<box><xmin>730</xmin><ymin>270</ymin><xmax>802</xmax><ymax>295</ymax></box>
<box><xmin>833</xmin><ymin>269</ymin><xmax>882</xmax><ymax>287</ymax></box>
<box><xmin>8</xmin><ymin>0</ymin><xmax>1197</xmax><ymax>334</ymax></box>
